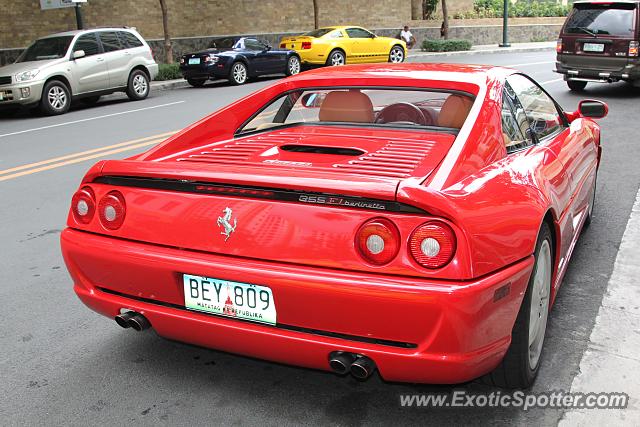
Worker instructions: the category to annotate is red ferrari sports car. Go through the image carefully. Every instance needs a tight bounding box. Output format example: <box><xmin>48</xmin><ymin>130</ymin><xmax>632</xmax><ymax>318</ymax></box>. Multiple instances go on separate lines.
<box><xmin>61</xmin><ymin>63</ymin><xmax>607</xmax><ymax>388</ymax></box>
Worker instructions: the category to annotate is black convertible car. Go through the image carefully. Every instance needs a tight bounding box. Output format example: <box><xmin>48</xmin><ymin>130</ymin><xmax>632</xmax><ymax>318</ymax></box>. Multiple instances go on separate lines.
<box><xmin>179</xmin><ymin>37</ymin><xmax>301</xmax><ymax>86</ymax></box>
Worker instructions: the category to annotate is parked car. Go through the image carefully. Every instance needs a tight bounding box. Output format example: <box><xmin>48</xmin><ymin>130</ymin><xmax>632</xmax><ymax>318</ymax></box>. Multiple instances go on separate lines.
<box><xmin>61</xmin><ymin>63</ymin><xmax>607</xmax><ymax>388</ymax></box>
<box><xmin>179</xmin><ymin>37</ymin><xmax>301</xmax><ymax>86</ymax></box>
<box><xmin>0</xmin><ymin>27</ymin><xmax>158</xmax><ymax>115</ymax></box>
<box><xmin>279</xmin><ymin>26</ymin><xmax>406</xmax><ymax>66</ymax></box>
<box><xmin>556</xmin><ymin>0</ymin><xmax>640</xmax><ymax>91</ymax></box>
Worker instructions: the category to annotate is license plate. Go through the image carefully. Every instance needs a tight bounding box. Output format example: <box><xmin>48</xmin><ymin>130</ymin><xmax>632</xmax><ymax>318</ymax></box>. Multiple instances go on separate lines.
<box><xmin>188</xmin><ymin>57</ymin><xmax>201</xmax><ymax>65</ymax></box>
<box><xmin>183</xmin><ymin>274</ymin><xmax>276</xmax><ymax>325</ymax></box>
<box><xmin>583</xmin><ymin>43</ymin><xmax>604</xmax><ymax>53</ymax></box>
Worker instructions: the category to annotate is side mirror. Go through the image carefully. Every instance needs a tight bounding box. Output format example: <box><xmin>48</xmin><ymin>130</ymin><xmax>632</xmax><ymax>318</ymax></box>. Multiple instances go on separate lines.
<box><xmin>578</xmin><ymin>99</ymin><xmax>608</xmax><ymax>119</ymax></box>
<box><xmin>72</xmin><ymin>50</ymin><xmax>86</xmax><ymax>60</ymax></box>
<box><xmin>300</xmin><ymin>92</ymin><xmax>324</xmax><ymax>108</ymax></box>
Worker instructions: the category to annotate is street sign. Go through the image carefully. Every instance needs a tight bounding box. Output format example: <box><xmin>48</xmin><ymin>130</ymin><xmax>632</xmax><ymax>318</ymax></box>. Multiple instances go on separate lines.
<box><xmin>40</xmin><ymin>0</ymin><xmax>85</xmax><ymax>10</ymax></box>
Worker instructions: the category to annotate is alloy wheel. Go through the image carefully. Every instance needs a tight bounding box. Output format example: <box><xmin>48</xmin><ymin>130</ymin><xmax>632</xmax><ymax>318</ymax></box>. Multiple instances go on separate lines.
<box><xmin>528</xmin><ymin>239</ymin><xmax>551</xmax><ymax>370</ymax></box>
<box><xmin>390</xmin><ymin>47</ymin><xmax>404</xmax><ymax>63</ymax></box>
<box><xmin>289</xmin><ymin>57</ymin><xmax>301</xmax><ymax>75</ymax></box>
<box><xmin>133</xmin><ymin>74</ymin><xmax>148</xmax><ymax>95</ymax></box>
<box><xmin>48</xmin><ymin>86</ymin><xmax>67</xmax><ymax>110</ymax></box>
<box><xmin>233</xmin><ymin>63</ymin><xmax>247</xmax><ymax>84</ymax></box>
<box><xmin>330</xmin><ymin>52</ymin><xmax>345</xmax><ymax>66</ymax></box>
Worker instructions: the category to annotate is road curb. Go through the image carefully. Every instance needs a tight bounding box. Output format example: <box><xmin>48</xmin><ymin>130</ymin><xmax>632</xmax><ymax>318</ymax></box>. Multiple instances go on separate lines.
<box><xmin>408</xmin><ymin>45</ymin><xmax>555</xmax><ymax>59</ymax></box>
<box><xmin>152</xmin><ymin>79</ymin><xmax>190</xmax><ymax>91</ymax></box>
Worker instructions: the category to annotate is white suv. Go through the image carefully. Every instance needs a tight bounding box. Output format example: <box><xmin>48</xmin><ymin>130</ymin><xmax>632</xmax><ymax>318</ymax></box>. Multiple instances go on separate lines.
<box><xmin>0</xmin><ymin>27</ymin><xmax>159</xmax><ymax>115</ymax></box>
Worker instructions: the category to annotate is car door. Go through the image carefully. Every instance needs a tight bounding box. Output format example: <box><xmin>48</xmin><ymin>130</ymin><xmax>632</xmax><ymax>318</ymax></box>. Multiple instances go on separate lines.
<box><xmin>257</xmin><ymin>39</ymin><xmax>287</xmax><ymax>73</ymax></box>
<box><xmin>344</xmin><ymin>27</ymin><xmax>373</xmax><ymax>61</ymax></box>
<box><xmin>68</xmin><ymin>32</ymin><xmax>109</xmax><ymax>94</ymax></box>
<box><xmin>97</xmin><ymin>31</ymin><xmax>129</xmax><ymax>89</ymax></box>
<box><xmin>507</xmin><ymin>74</ymin><xmax>597</xmax><ymax>264</ymax></box>
<box><xmin>243</xmin><ymin>38</ymin><xmax>277</xmax><ymax>74</ymax></box>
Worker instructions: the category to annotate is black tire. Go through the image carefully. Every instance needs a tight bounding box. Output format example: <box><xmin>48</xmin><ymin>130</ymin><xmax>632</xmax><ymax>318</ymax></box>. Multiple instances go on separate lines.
<box><xmin>483</xmin><ymin>223</ymin><xmax>553</xmax><ymax>389</ymax></box>
<box><xmin>229</xmin><ymin>62</ymin><xmax>248</xmax><ymax>85</ymax></box>
<box><xmin>286</xmin><ymin>55</ymin><xmax>301</xmax><ymax>76</ymax></box>
<box><xmin>187</xmin><ymin>78</ymin><xmax>207</xmax><ymax>87</ymax></box>
<box><xmin>39</xmin><ymin>79</ymin><xmax>71</xmax><ymax>115</ymax></box>
<box><xmin>326</xmin><ymin>49</ymin><xmax>346</xmax><ymax>66</ymax></box>
<box><xmin>584</xmin><ymin>172</ymin><xmax>597</xmax><ymax>227</ymax></box>
<box><xmin>389</xmin><ymin>45</ymin><xmax>405</xmax><ymax>63</ymax></box>
<box><xmin>126</xmin><ymin>69</ymin><xmax>150</xmax><ymax>101</ymax></box>
<box><xmin>80</xmin><ymin>96</ymin><xmax>101</xmax><ymax>106</ymax></box>
<box><xmin>567</xmin><ymin>80</ymin><xmax>587</xmax><ymax>92</ymax></box>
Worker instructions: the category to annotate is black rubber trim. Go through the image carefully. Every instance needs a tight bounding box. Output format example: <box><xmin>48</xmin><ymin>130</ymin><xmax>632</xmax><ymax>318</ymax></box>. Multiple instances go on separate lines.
<box><xmin>97</xmin><ymin>286</ymin><xmax>417</xmax><ymax>349</ymax></box>
<box><xmin>93</xmin><ymin>175</ymin><xmax>427</xmax><ymax>214</ymax></box>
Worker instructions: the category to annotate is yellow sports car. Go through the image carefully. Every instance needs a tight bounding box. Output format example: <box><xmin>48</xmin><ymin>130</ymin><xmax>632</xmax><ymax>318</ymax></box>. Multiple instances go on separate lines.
<box><xmin>280</xmin><ymin>26</ymin><xmax>407</xmax><ymax>66</ymax></box>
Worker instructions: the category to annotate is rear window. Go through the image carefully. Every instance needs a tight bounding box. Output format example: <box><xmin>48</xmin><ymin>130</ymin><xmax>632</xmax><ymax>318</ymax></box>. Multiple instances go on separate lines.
<box><xmin>302</xmin><ymin>28</ymin><xmax>334</xmax><ymax>38</ymax></box>
<box><xmin>118</xmin><ymin>31</ymin><xmax>144</xmax><ymax>48</ymax></box>
<box><xmin>238</xmin><ymin>88</ymin><xmax>475</xmax><ymax>134</ymax></box>
<box><xmin>564</xmin><ymin>3</ymin><xmax>636</xmax><ymax>37</ymax></box>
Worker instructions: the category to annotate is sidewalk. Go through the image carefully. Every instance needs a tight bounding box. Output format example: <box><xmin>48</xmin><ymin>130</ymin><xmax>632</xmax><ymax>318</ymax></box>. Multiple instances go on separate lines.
<box><xmin>151</xmin><ymin>41</ymin><xmax>556</xmax><ymax>91</ymax></box>
<box><xmin>407</xmin><ymin>41</ymin><xmax>556</xmax><ymax>59</ymax></box>
<box><xmin>559</xmin><ymin>188</ymin><xmax>640</xmax><ymax>425</ymax></box>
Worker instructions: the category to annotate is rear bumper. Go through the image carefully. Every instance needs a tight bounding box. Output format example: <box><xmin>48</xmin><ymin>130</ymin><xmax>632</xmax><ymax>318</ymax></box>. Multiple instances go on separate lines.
<box><xmin>555</xmin><ymin>56</ymin><xmax>640</xmax><ymax>82</ymax></box>
<box><xmin>61</xmin><ymin>228</ymin><xmax>534</xmax><ymax>384</ymax></box>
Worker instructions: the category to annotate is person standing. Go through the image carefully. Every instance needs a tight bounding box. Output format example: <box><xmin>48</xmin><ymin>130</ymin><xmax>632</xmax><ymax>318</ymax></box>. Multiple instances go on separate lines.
<box><xmin>400</xmin><ymin>25</ymin><xmax>416</xmax><ymax>49</ymax></box>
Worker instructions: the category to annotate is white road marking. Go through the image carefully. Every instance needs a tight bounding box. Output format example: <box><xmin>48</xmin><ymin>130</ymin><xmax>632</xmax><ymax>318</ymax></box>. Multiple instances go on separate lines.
<box><xmin>559</xmin><ymin>187</ymin><xmax>640</xmax><ymax>424</ymax></box>
<box><xmin>0</xmin><ymin>101</ymin><xmax>185</xmax><ymax>139</ymax></box>
<box><xmin>541</xmin><ymin>78</ymin><xmax>564</xmax><ymax>85</ymax></box>
<box><xmin>504</xmin><ymin>61</ymin><xmax>554</xmax><ymax>67</ymax></box>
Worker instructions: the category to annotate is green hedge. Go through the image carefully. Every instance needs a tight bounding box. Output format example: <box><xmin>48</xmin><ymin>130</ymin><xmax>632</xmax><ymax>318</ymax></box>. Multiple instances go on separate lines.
<box><xmin>421</xmin><ymin>39</ymin><xmax>473</xmax><ymax>52</ymax></box>
<box><xmin>155</xmin><ymin>63</ymin><xmax>182</xmax><ymax>81</ymax></box>
<box><xmin>454</xmin><ymin>0</ymin><xmax>570</xmax><ymax>18</ymax></box>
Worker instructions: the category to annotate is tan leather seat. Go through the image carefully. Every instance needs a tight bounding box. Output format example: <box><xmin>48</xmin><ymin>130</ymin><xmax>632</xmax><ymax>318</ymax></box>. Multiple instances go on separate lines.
<box><xmin>319</xmin><ymin>91</ymin><xmax>374</xmax><ymax>123</ymax></box>
<box><xmin>437</xmin><ymin>95</ymin><xmax>474</xmax><ymax>129</ymax></box>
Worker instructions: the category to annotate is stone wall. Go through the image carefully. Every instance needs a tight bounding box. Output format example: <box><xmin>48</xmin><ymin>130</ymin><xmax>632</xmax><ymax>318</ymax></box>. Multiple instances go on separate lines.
<box><xmin>0</xmin><ymin>19</ymin><xmax>561</xmax><ymax>66</ymax></box>
<box><xmin>2</xmin><ymin>0</ymin><xmax>413</xmax><ymax>49</ymax></box>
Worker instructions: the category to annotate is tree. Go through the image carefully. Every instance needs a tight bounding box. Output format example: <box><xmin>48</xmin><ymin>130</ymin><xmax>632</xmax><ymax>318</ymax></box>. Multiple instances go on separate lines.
<box><xmin>422</xmin><ymin>0</ymin><xmax>438</xmax><ymax>20</ymax></box>
<box><xmin>312</xmin><ymin>0</ymin><xmax>319</xmax><ymax>29</ymax></box>
<box><xmin>158</xmin><ymin>0</ymin><xmax>174</xmax><ymax>63</ymax></box>
<box><xmin>440</xmin><ymin>0</ymin><xmax>449</xmax><ymax>39</ymax></box>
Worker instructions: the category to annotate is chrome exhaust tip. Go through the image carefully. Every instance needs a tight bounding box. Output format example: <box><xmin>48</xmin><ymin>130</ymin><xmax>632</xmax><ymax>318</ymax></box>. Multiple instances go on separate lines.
<box><xmin>350</xmin><ymin>356</ymin><xmax>376</xmax><ymax>380</ymax></box>
<box><xmin>115</xmin><ymin>311</ymin><xmax>151</xmax><ymax>331</ymax></box>
<box><xmin>115</xmin><ymin>311</ymin><xmax>136</xmax><ymax>329</ymax></box>
<box><xmin>328</xmin><ymin>351</ymin><xmax>356</xmax><ymax>375</ymax></box>
<box><xmin>128</xmin><ymin>313</ymin><xmax>151</xmax><ymax>331</ymax></box>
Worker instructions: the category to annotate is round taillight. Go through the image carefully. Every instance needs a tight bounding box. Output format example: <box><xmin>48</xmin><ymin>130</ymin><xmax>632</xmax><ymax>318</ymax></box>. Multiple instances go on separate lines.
<box><xmin>71</xmin><ymin>186</ymin><xmax>95</xmax><ymax>224</ymax></box>
<box><xmin>409</xmin><ymin>221</ymin><xmax>456</xmax><ymax>269</ymax></box>
<box><xmin>355</xmin><ymin>218</ymin><xmax>400</xmax><ymax>265</ymax></box>
<box><xmin>98</xmin><ymin>190</ymin><xmax>126</xmax><ymax>230</ymax></box>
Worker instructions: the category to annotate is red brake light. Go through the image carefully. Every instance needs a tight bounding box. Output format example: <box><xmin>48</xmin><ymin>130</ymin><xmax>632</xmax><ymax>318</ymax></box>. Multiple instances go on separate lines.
<box><xmin>629</xmin><ymin>41</ymin><xmax>638</xmax><ymax>57</ymax></box>
<box><xmin>301</xmin><ymin>41</ymin><xmax>312</xmax><ymax>49</ymax></box>
<box><xmin>556</xmin><ymin>38</ymin><xmax>563</xmax><ymax>54</ymax></box>
<box><xmin>355</xmin><ymin>218</ymin><xmax>400</xmax><ymax>265</ymax></box>
<box><xmin>280</xmin><ymin>43</ymin><xmax>286</xmax><ymax>48</ymax></box>
<box><xmin>98</xmin><ymin>190</ymin><xmax>126</xmax><ymax>230</ymax></box>
<box><xmin>71</xmin><ymin>186</ymin><xmax>96</xmax><ymax>224</ymax></box>
<box><xmin>409</xmin><ymin>221</ymin><xmax>456</xmax><ymax>269</ymax></box>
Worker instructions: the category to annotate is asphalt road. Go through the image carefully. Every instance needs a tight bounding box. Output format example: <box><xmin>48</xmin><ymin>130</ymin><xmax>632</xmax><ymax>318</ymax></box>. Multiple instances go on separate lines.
<box><xmin>2</xmin><ymin>50</ymin><xmax>639</xmax><ymax>426</ymax></box>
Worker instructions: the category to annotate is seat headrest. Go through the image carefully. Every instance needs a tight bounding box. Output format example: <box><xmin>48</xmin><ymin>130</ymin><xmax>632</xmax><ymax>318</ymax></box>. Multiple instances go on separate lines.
<box><xmin>437</xmin><ymin>95</ymin><xmax>474</xmax><ymax>129</ymax></box>
<box><xmin>319</xmin><ymin>91</ymin><xmax>374</xmax><ymax>123</ymax></box>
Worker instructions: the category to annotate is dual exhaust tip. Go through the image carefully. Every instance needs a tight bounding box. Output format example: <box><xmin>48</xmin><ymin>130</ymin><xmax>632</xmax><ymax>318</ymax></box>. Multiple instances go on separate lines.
<box><xmin>115</xmin><ymin>311</ymin><xmax>151</xmax><ymax>331</ymax></box>
<box><xmin>329</xmin><ymin>351</ymin><xmax>376</xmax><ymax>380</ymax></box>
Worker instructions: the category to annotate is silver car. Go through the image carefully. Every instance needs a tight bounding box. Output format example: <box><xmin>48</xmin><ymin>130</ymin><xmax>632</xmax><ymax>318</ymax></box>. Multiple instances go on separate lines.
<box><xmin>0</xmin><ymin>27</ymin><xmax>158</xmax><ymax>115</ymax></box>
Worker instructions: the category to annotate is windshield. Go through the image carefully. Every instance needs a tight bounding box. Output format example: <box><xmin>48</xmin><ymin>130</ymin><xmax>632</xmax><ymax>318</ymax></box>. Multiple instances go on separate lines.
<box><xmin>17</xmin><ymin>36</ymin><xmax>74</xmax><ymax>62</ymax></box>
<box><xmin>238</xmin><ymin>88</ymin><xmax>475</xmax><ymax>134</ymax></box>
<box><xmin>302</xmin><ymin>28</ymin><xmax>334</xmax><ymax>38</ymax></box>
<box><xmin>208</xmin><ymin>37</ymin><xmax>241</xmax><ymax>49</ymax></box>
<box><xmin>564</xmin><ymin>4</ymin><xmax>636</xmax><ymax>36</ymax></box>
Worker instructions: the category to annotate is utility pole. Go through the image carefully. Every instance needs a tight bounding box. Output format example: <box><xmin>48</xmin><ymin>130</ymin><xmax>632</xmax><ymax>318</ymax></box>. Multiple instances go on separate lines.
<box><xmin>499</xmin><ymin>0</ymin><xmax>510</xmax><ymax>47</ymax></box>
<box><xmin>75</xmin><ymin>3</ymin><xmax>84</xmax><ymax>30</ymax></box>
